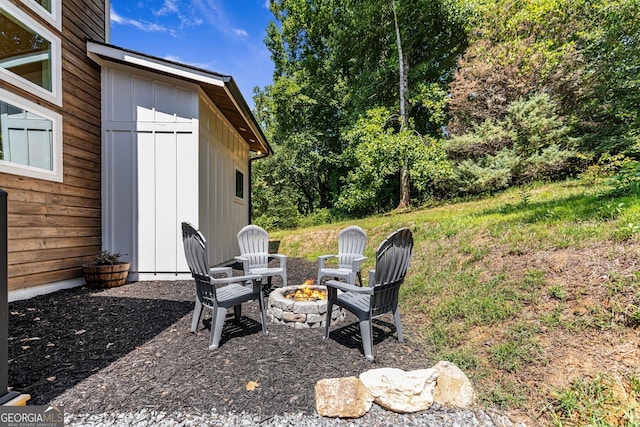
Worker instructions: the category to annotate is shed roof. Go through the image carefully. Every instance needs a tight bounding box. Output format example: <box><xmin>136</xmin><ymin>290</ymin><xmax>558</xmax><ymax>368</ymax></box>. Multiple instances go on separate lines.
<box><xmin>86</xmin><ymin>40</ymin><xmax>271</xmax><ymax>157</ymax></box>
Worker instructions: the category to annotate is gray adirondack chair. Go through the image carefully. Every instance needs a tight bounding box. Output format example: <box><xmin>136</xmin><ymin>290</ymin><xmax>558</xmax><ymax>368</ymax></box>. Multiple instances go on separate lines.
<box><xmin>323</xmin><ymin>227</ymin><xmax>413</xmax><ymax>361</ymax></box>
<box><xmin>236</xmin><ymin>225</ymin><xmax>287</xmax><ymax>288</ymax></box>
<box><xmin>317</xmin><ymin>225</ymin><xmax>367</xmax><ymax>286</ymax></box>
<box><xmin>181</xmin><ymin>222</ymin><xmax>268</xmax><ymax>350</ymax></box>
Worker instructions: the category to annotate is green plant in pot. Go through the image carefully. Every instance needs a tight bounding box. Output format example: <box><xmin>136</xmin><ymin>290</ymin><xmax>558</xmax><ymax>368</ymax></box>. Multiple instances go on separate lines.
<box><xmin>82</xmin><ymin>250</ymin><xmax>130</xmax><ymax>289</ymax></box>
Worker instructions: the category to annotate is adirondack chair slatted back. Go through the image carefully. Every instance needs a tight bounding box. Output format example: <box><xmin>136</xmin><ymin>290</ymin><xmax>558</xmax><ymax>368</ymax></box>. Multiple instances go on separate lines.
<box><xmin>181</xmin><ymin>222</ymin><xmax>218</xmax><ymax>308</ymax></box>
<box><xmin>370</xmin><ymin>228</ymin><xmax>413</xmax><ymax>318</ymax></box>
<box><xmin>337</xmin><ymin>226</ymin><xmax>367</xmax><ymax>270</ymax></box>
<box><xmin>237</xmin><ymin>225</ymin><xmax>270</xmax><ymax>269</ymax></box>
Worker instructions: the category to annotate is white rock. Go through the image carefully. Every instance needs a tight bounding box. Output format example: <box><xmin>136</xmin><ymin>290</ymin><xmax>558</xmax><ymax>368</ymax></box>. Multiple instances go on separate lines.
<box><xmin>432</xmin><ymin>360</ymin><xmax>475</xmax><ymax>408</ymax></box>
<box><xmin>359</xmin><ymin>367</ymin><xmax>438</xmax><ymax>413</ymax></box>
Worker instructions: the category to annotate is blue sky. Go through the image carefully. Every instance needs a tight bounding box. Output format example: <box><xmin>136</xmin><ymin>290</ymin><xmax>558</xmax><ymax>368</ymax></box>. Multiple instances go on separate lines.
<box><xmin>109</xmin><ymin>0</ymin><xmax>275</xmax><ymax>109</ymax></box>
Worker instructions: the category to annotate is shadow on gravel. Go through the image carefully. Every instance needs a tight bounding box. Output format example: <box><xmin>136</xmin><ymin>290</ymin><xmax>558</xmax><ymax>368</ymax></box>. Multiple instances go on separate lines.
<box><xmin>8</xmin><ymin>286</ymin><xmax>193</xmax><ymax>404</ymax></box>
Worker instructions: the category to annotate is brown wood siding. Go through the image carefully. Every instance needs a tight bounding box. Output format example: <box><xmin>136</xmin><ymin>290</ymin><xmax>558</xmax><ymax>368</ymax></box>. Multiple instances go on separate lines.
<box><xmin>1</xmin><ymin>0</ymin><xmax>105</xmax><ymax>291</ymax></box>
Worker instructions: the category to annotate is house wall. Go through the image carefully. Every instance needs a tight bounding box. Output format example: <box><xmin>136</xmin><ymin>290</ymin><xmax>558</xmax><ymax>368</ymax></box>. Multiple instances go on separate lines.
<box><xmin>198</xmin><ymin>94</ymin><xmax>250</xmax><ymax>266</ymax></box>
<box><xmin>2</xmin><ymin>0</ymin><xmax>104</xmax><ymax>296</ymax></box>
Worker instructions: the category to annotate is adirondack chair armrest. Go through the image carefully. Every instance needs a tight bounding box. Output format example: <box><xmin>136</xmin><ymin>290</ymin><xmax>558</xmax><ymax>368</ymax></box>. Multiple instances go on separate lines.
<box><xmin>210</xmin><ymin>274</ymin><xmax>262</xmax><ymax>286</ymax></box>
<box><xmin>350</xmin><ymin>255</ymin><xmax>367</xmax><ymax>268</ymax></box>
<box><xmin>325</xmin><ymin>279</ymin><xmax>373</xmax><ymax>294</ymax></box>
<box><xmin>234</xmin><ymin>255</ymin><xmax>250</xmax><ymax>274</ymax></box>
<box><xmin>270</xmin><ymin>253</ymin><xmax>287</xmax><ymax>268</ymax></box>
<box><xmin>209</xmin><ymin>266</ymin><xmax>233</xmax><ymax>277</ymax></box>
<box><xmin>317</xmin><ymin>254</ymin><xmax>337</xmax><ymax>268</ymax></box>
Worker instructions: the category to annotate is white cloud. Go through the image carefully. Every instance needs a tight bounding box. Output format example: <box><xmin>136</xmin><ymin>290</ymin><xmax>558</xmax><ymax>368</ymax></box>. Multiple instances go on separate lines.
<box><xmin>110</xmin><ymin>8</ymin><xmax>177</xmax><ymax>37</ymax></box>
<box><xmin>155</xmin><ymin>0</ymin><xmax>179</xmax><ymax>16</ymax></box>
<box><xmin>191</xmin><ymin>0</ymin><xmax>240</xmax><ymax>37</ymax></box>
<box><xmin>233</xmin><ymin>28</ymin><xmax>248</xmax><ymax>37</ymax></box>
<box><xmin>153</xmin><ymin>0</ymin><xmax>202</xmax><ymax>27</ymax></box>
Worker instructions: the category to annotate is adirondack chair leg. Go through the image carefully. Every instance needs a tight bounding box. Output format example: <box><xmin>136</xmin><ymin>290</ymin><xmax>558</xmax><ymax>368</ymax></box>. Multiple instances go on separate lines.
<box><xmin>233</xmin><ymin>305</ymin><xmax>242</xmax><ymax>322</ymax></box>
<box><xmin>323</xmin><ymin>301</ymin><xmax>333</xmax><ymax>340</ymax></box>
<box><xmin>281</xmin><ymin>272</ymin><xmax>287</xmax><ymax>287</ymax></box>
<box><xmin>393</xmin><ymin>307</ymin><xmax>404</xmax><ymax>343</ymax></box>
<box><xmin>191</xmin><ymin>297</ymin><xmax>203</xmax><ymax>332</ymax></box>
<box><xmin>360</xmin><ymin>318</ymin><xmax>375</xmax><ymax>361</ymax></box>
<box><xmin>257</xmin><ymin>292</ymin><xmax>269</xmax><ymax>336</ymax></box>
<box><xmin>209</xmin><ymin>306</ymin><xmax>228</xmax><ymax>350</ymax></box>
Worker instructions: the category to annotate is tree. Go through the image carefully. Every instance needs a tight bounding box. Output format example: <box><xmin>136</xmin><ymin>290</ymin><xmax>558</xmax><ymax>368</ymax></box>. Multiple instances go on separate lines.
<box><xmin>392</xmin><ymin>0</ymin><xmax>411</xmax><ymax>210</ymax></box>
<box><xmin>576</xmin><ymin>0</ymin><xmax>640</xmax><ymax>155</ymax></box>
<box><xmin>447</xmin><ymin>0</ymin><xmax>639</xmax><ymax>158</ymax></box>
<box><xmin>337</xmin><ymin>107</ymin><xmax>451</xmax><ymax>214</ymax></box>
<box><xmin>256</xmin><ymin>0</ymin><xmax>469</xmax><ymax>220</ymax></box>
<box><xmin>256</xmin><ymin>0</ymin><xmax>350</xmax><ymax>215</ymax></box>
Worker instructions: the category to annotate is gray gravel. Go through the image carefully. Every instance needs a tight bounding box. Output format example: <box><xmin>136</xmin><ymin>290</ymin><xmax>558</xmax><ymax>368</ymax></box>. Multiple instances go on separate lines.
<box><xmin>64</xmin><ymin>404</ymin><xmax>524</xmax><ymax>426</ymax></box>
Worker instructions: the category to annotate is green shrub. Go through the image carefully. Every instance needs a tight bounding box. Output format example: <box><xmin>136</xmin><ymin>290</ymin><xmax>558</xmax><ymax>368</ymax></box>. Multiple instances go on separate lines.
<box><xmin>440</xmin><ymin>93</ymin><xmax>577</xmax><ymax>195</ymax></box>
<box><xmin>253</xmin><ymin>203</ymin><xmax>300</xmax><ymax>230</ymax></box>
<box><xmin>444</xmin><ymin>119</ymin><xmax>514</xmax><ymax>160</ymax></box>
<box><xmin>297</xmin><ymin>208</ymin><xmax>344</xmax><ymax>227</ymax></box>
<box><xmin>444</xmin><ymin>148</ymin><xmax>519</xmax><ymax>194</ymax></box>
<box><xmin>609</xmin><ymin>158</ymin><xmax>640</xmax><ymax>195</ymax></box>
<box><xmin>519</xmin><ymin>144</ymin><xmax>575</xmax><ymax>181</ymax></box>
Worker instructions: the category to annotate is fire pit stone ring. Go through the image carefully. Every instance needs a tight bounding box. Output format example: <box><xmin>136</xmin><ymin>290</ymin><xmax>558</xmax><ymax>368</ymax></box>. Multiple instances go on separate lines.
<box><xmin>268</xmin><ymin>284</ymin><xmax>345</xmax><ymax>328</ymax></box>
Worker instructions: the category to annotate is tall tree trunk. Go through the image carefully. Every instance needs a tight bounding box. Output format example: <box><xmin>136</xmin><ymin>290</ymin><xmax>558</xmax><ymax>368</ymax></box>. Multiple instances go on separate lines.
<box><xmin>392</xmin><ymin>0</ymin><xmax>411</xmax><ymax>210</ymax></box>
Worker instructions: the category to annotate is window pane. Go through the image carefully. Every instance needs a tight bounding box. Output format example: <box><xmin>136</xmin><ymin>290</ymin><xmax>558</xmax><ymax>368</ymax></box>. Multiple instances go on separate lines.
<box><xmin>0</xmin><ymin>100</ymin><xmax>53</xmax><ymax>171</ymax></box>
<box><xmin>0</xmin><ymin>7</ymin><xmax>52</xmax><ymax>91</ymax></box>
<box><xmin>34</xmin><ymin>0</ymin><xmax>52</xmax><ymax>13</ymax></box>
<box><xmin>236</xmin><ymin>170</ymin><xmax>244</xmax><ymax>198</ymax></box>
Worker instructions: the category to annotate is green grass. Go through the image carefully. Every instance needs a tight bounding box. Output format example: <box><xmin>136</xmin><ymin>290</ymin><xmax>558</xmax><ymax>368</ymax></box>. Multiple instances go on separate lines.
<box><xmin>550</xmin><ymin>374</ymin><xmax>640</xmax><ymax>426</ymax></box>
<box><xmin>271</xmin><ymin>178</ymin><xmax>640</xmax><ymax>425</ymax></box>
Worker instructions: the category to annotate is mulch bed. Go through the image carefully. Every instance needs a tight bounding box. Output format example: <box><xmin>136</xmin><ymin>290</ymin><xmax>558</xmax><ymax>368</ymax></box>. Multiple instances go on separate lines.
<box><xmin>8</xmin><ymin>258</ymin><xmax>434</xmax><ymax>418</ymax></box>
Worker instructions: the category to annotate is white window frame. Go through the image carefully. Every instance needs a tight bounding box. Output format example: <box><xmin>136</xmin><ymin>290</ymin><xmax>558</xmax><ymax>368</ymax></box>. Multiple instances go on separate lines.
<box><xmin>20</xmin><ymin>0</ymin><xmax>61</xmax><ymax>31</ymax></box>
<box><xmin>0</xmin><ymin>1</ymin><xmax>62</xmax><ymax>106</ymax></box>
<box><xmin>0</xmin><ymin>88</ymin><xmax>63</xmax><ymax>182</ymax></box>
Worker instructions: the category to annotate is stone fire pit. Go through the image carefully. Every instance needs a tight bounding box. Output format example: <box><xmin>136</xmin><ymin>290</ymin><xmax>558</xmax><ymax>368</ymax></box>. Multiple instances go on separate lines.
<box><xmin>268</xmin><ymin>284</ymin><xmax>345</xmax><ymax>329</ymax></box>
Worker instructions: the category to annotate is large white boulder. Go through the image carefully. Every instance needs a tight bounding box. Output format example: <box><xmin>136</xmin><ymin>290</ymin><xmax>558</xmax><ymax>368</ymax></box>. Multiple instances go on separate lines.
<box><xmin>359</xmin><ymin>367</ymin><xmax>439</xmax><ymax>413</ymax></box>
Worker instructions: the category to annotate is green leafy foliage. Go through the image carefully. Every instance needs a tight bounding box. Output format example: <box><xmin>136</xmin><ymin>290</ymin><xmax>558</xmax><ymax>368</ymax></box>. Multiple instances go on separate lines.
<box><xmin>441</xmin><ymin>94</ymin><xmax>576</xmax><ymax>195</ymax></box>
<box><xmin>254</xmin><ymin>0</ymin><xmax>469</xmax><ymax>223</ymax></box>
<box><xmin>93</xmin><ymin>250</ymin><xmax>124</xmax><ymax>266</ymax></box>
<box><xmin>253</xmin><ymin>0</ymin><xmax>639</xmax><ymax>224</ymax></box>
<box><xmin>336</xmin><ymin>107</ymin><xmax>452</xmax><ymax>214</ymax></box>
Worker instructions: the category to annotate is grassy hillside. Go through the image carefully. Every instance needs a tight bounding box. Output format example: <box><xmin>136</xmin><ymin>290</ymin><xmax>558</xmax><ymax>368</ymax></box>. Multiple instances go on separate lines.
<box><xmin>271</xmin><ymin>179</ymin><xmax>640</xmax><ymax>426</ymax></box>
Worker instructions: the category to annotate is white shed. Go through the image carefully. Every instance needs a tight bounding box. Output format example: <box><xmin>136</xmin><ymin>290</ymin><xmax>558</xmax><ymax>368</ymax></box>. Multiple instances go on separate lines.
<box><xmin>87</xmin><ymin>41</ymin><xmax>271</xmax><ymax>281</ymax></box>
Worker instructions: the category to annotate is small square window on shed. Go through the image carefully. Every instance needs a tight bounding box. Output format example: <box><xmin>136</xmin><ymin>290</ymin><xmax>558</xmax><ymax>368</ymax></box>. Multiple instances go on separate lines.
<box><xmin>235</xmin><ymin>169</ymin><xmax>244</xmax><ymax>199</ymax></box>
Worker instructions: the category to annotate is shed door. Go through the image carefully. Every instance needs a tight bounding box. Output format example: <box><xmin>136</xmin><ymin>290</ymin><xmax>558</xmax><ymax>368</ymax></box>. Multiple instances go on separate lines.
<box><xmin>137</xmin><ymin>130</ymin><xmax>198</xmax><ymax>273</ymax></box>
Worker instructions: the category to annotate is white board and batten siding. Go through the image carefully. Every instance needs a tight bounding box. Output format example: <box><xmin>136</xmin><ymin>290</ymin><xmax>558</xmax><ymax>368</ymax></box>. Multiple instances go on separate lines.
<box><xmin>199</xmin><ymin>95</ymin><xmax>250</xmax><ymax>266</ymax></box>
<box><xmin>100</xmin><ymin>64</ymin><xmax>249</xmax><ymax>280</ymax></box>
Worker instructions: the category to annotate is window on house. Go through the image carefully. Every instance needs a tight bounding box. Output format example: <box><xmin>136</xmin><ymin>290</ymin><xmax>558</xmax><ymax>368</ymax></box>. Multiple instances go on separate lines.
<box><xmin>235</xmin><ymin>169</ymin><xmax>244</xmax><ymax>199</ymax></box>
<box><xmin>0</xmin><ymin>88</ymin><xmax>62</xmax><ymax>181</ymax></box>
<box><xmin>20</xmin><ymin>0</ymin><xmax>61</xmax><ymax>30</ymax></box>
<box><xmin>32</xmin><ymin>0</ymin><xmax>51</xmax><ymax>12</ymax></box>
<box><xmin>0</xmin><ymin>2</ymin><xmax>61</xmax><ymax>105</ymax></box>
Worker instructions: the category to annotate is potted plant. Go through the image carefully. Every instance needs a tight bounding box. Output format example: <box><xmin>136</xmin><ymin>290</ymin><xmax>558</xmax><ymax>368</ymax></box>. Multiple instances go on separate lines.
<box><xmin>82</xmin><ymin>250</ymin><xmax>130</xmax><ymax>289</ymax></box>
